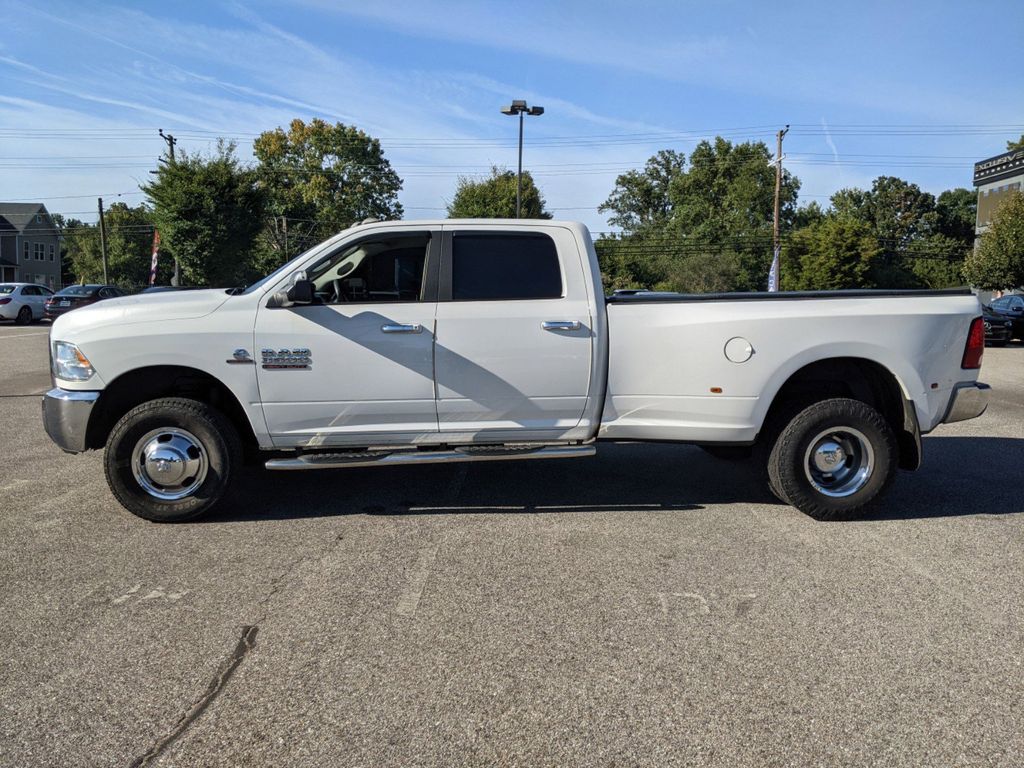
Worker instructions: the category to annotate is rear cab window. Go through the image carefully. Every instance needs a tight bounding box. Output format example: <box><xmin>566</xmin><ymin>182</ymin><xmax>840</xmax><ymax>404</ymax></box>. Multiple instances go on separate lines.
<box><xmin>448</xmin><ymin>233</ymin><xmax>563</xmax><ymax>301</ymax></box>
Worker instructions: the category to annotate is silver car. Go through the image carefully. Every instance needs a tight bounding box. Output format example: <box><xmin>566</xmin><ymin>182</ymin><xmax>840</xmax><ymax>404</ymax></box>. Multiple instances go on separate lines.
<box><xmin>0</xmin><ymin>283</ymin><xmax>55</xmax><ymax>324</ymax></box>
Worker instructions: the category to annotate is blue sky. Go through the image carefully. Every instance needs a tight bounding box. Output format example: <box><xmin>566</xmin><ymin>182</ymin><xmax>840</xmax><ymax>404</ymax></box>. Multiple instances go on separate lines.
<box><xmin>1</xmin><ymin>0</ymin><xmax>1022</xmax><ymax>233</ymax></box>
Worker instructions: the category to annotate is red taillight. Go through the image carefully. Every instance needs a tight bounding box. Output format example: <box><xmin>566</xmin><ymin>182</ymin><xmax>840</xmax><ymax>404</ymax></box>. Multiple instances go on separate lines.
<box><xmin>961</xmin><ymin>316</ymin><xmax>985</xmax><ymax>369</ymax></box>
<box><xmin>0</xmin><ymin>297</ymin><xmax>11</xmax><ymax>305</ymax></box>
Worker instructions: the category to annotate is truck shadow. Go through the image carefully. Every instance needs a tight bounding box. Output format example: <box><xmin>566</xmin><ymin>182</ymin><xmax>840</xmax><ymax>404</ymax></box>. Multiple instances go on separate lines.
<box><xmin>208</xmin><ymin>436</ymin><xmax>1024</xmax><ymax>523</ymax></box>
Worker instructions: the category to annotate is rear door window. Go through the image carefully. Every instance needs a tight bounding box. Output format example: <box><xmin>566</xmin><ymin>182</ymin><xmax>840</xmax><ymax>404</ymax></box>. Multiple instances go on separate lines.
<box><xmin>450</xmin><ymin>233</ymin><xmax>562</xmax><ymax>301</ymax></box>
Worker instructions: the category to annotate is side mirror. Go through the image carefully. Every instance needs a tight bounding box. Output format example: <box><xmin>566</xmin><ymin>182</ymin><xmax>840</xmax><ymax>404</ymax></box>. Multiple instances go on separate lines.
<box><xmin>286</xmin><ymin>279</ymin><xmax>314</xmax><ymax>305</ymax></box>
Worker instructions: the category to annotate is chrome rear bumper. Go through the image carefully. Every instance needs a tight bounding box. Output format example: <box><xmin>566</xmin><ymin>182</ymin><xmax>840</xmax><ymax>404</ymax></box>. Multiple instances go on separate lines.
<box><xmin>42</xmin><ymin>388</ymin><xmax>99</xmax><ymax>453</ymax></box>
<box><xmin>942</xmin><ymin>382</ymin><xmax>990</xmax><ymax>424</ymax></box>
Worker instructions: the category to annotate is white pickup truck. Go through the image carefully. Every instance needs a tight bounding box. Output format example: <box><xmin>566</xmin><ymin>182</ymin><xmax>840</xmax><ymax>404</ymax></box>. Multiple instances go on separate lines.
<box><xmin>42</xmin><ymin>219</ymin><xmax>989</xmax><ymax>522</ymax></box>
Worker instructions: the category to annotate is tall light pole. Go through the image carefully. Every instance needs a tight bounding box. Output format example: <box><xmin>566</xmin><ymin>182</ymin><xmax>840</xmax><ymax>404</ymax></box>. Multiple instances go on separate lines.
<box><xmin>501</xmin><ymin>100</ymin><xmax>544</xmax><ymax>218</ymax></box>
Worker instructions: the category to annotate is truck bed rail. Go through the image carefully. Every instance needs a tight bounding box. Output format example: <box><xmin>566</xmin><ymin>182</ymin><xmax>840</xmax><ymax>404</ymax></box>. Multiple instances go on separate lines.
<box><xmin>606</xmin><ymin>288</ymin><xmax>974</xmax><ymax>304</ymax></box>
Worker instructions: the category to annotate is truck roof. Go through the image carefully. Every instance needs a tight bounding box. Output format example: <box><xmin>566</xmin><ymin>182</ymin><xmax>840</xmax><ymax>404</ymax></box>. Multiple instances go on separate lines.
<box><xmin>351</xmin><ymin>218</ymin><xmax>586</xmax><ymax>230</ymax></box>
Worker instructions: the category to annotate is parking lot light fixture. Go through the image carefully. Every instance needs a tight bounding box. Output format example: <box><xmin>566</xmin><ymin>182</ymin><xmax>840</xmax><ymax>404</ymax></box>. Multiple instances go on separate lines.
<box><xmin>501</xmin><ymin>100</ymin><xmax>544</xmax><ymax>218</ymax></box>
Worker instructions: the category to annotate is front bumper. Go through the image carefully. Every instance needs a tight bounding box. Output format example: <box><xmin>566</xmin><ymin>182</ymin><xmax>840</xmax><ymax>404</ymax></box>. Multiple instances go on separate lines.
<box><xmin>942</xmin><ymin>382</ymin><xmax>990</xmax><ymax>425</ymax></box>
<box><xmin>42</xmin><ymin>388</ymin><xmax>100</xmax><ymax>453</ymax></box>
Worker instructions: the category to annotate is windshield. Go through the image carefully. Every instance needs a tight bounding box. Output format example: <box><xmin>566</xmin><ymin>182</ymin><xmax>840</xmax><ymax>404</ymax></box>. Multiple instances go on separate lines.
<box><xmin>239</xmin><ymin>227</ymin><xmax>355</xmax><ymax>295</ymax></box>
<box><xmin>0</xmin><ymin>285</ymin><xmax>14</xmax><ymax>294</ymax></box>
<box><xmin>57</xmin><ymin>286</ymin><xmax>98</xmax><ymax>296</ymax></box>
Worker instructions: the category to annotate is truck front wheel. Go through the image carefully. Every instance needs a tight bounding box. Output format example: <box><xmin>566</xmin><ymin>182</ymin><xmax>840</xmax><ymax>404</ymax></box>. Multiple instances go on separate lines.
<box><xmin>103</xmin><ymin>397</ymin><xmax>241</xmax><ymax>522</ymax></box>
<box><xmin>767</xmin><ymin>398</ymin><xmax>897</xmax><ymax>521</ymax></box>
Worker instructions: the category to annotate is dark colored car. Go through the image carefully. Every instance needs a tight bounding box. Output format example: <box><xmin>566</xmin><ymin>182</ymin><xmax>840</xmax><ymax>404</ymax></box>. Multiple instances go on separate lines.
<box><xmin>987</xmin><ymin>294</ymin><xmax>1024</xmax><ymax>339</ymax></box>
<box><xmin>44</xmin><ymin>284</ymin><xmax>125</xmax><ymax>320</ymax></box>
<box><xmin>982</xmin><ymin>306</ymin><xmax>1012</xmax><ymax>347</ymax></box>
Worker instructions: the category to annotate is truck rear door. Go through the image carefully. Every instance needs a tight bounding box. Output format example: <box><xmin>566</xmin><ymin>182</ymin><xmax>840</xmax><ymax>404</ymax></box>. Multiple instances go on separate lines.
<box><xmin>433</xmin><ymin>226</ymin><xmax>593</xmax><ymax>440</ymax></box>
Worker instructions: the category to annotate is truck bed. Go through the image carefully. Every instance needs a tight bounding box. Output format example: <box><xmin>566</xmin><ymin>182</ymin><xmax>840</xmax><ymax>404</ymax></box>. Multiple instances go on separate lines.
<box><xmin>599</xmin><ymin>288</ymin><xmax>982</xmax><ymax>444</ymax></box>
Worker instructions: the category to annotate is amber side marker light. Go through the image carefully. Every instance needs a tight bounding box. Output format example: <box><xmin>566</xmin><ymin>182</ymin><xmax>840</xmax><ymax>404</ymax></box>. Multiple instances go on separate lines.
<box><xmin>961</xmin><ymin>316</ymin><xmax>985</xmax><ymax>370</ymax></box>
<box><xmin>710</xmin><ymin>387</ymin><xmax>723</xmax><ymax>394</ymax></box>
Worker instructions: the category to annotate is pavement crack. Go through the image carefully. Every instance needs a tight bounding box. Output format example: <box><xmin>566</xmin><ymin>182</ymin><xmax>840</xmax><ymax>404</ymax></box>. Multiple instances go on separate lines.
<box><xmin>128</xmin><ymin>625</ymin><xmax>258</xmax><ymax>768</ymax></box>
<box><xmin>253</xmin><ymin>549</ymin><xmax>322</xmax><ymax>622</ymax></box>
<box><xmin>127</xmin><ymin>534</ymin><xmax>343</xmax><ymax>766</ymax></box>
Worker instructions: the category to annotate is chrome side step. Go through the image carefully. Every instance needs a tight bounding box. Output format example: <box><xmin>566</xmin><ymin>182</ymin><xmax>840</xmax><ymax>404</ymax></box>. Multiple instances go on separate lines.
<box><xmin>265</xmin><ymin>444</ymin><xmax>595</xmax><ymax>471</ymax></box>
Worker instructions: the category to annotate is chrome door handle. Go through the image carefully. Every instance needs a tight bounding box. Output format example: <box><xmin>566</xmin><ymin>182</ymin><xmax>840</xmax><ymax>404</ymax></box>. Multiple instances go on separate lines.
<box><xmin>381</xmin><ymin>323</ymin><xmax>423</xmax><ymax>334</ymax></box>
<box><xmin>541</xmin><ymin>320</ymin><xmax>581</xmax><ymax>331</ymax></box>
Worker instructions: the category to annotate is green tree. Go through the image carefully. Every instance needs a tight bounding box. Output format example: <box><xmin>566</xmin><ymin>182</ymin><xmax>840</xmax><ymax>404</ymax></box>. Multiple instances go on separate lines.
<box><xmin>253</xmin><ymin>118</ymin><xmax>403</xmax><ymax>266</ymax></box>
<box><xmin>793</xmin><ymin>200</ymin><xmax>827</xmax><ymax>229</ymax></box>
<box><xmin>447</xmin><ymin>166</ymin><xmax>551</xmax><ymax>219</ymax></box>
<box><xmin>832</xmin><ymin>176</ymin><xmax>936</xmax><ymax>250</ymax></box>
<box><xmin>599</xmin><ymin>150</ymin><xmax>685</xmax><ymax>236</ymax></box>
<box><xmin>963</xmin><ymin>191</ymin><xmax>1024</xmax><ymax>289</ymax></box>
<box><xmin>906</xmin><ymin>234</ymin><xmax>969</xmax><ymax>288</ymax></box>
<box><xmin>595</xmin><ymin>236</ymin><xmax>740</xmax><ymax>294</ymax></box>
<box><xmin>61</xmin><ymin>204</ymin><xmax>164</xmax><ymax>287</ymax></box>
<box><xmin>1007</xmin><ymin>134</ymin><xmax>1024</xmax><ymax>151</ymax></box>
<box><xmin>782</xmin><ymin>217</ymin><xmax>880</xmax><ymax>290</ymax></box>
<box><xmin>829</xmin><ymin>176</ymin><xmax>940</xmax><ymax>287</ymax></box>
<box><xmin>594</xmin><ymin>236</ymin><xmax>673</xmax><ymax>292</ymax></box>
<box><xmin>143</xmin><ymin>141</ymin><xmax>264</xmax><ymax>287</ymax></box>
<box><xmin>598</xmin><ymin>137</ymin><xmax>799</xmax><ymax>291</ymax></box>
<box><xmin>935</xmin><ymin>187</ymin><xmax>977</xmax><ymax>244</ymax></box>
<box><xmin>53</xmin><ymin>215</ymin><xmax>84</xmax><ymax>284</ymax></box>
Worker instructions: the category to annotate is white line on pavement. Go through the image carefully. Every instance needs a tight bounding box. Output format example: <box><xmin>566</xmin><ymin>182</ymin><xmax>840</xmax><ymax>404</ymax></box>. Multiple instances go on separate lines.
<box><xmin>395</xmin><ymin>546</ymin><xmax>439</xmax><ymax>618</ymax></box>
<box><xmin>0</xmin><ymin>332</ymin><xmax>49</xmax><ymax>340</ymax></box>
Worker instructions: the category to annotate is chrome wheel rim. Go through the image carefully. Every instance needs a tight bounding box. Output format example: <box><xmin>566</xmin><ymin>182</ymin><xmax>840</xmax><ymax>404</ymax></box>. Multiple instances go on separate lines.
<box><xmin>803</xmin><ymin>426</ymin><xmax>874</xmax><ymax>498</ymax></box>
<box><xmin>131</xmin><ymin>427</ymin><xmax>208</xmax><ymax>500</ymax></box>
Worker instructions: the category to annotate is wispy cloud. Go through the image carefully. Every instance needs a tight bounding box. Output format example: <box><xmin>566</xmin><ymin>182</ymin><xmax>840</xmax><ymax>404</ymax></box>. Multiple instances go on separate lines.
<box><xmin>820</xmin><ymin>118</ymin><xmax>840</xmax><ymax>163</ymax></box>
<box><xmin>0</xmin><ymin>2</ymin><xmax>676</xmax><ymax>225</ymax></box>
<box><xmin>293</xmin><ymin>0</ymin><xmax>730</xmax><ymax>81</ymax></box>
<box><xmin>2</xmin><ymin>0</ymin><xmax>1019</xmax><ymax>228</ymax></box>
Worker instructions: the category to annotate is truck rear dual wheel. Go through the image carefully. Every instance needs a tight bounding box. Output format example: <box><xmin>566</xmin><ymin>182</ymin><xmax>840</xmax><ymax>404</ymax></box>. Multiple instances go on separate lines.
<box><xmin>104</xmin><ymin>397</ymin><xmax>241</xmax><ymax>522</ymax></box>
<box><xmin>766</xmin><ymin>398</ymin><xmax>897</xmax><ymax>521</ymax></box>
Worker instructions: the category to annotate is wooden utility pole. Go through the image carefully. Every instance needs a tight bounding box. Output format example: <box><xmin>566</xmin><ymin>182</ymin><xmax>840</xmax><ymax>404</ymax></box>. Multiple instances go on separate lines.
<box><xmin>158</xmin><ymin>128</ymin><xmax>177</xmax><ymax>162</ymax></box>
<box><xmin>158</xmin><ymin>129</ymin><xmax>181</xmax><ymax>284</ymax></box>
<box><xmin>97</xmin><ymin>197</ymin><xmax>109</xmax><ymax>284</ymax></box>
<box><xmin>770</xmin><ymin>125</ymin><xmax>790</xmax><ymax>291</ymax></box>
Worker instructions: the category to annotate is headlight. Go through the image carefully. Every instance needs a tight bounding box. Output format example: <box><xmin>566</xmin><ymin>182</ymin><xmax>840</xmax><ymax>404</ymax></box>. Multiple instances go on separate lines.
<box><xmin>51</xmin><ymin>341</ymin><xmax>95</xmax><ymax>381</ymax></box>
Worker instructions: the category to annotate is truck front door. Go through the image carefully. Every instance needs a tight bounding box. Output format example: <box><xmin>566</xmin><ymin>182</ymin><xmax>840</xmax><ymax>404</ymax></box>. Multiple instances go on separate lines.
<box><xmin>254</xmin><ymin>228</ymin><xmax>440</xmax><ymax>447</ymax></box>
<box><xmin>433</xmin><ymin>227</ymin><xmax>593</xmax><ymax>441</ymax></box>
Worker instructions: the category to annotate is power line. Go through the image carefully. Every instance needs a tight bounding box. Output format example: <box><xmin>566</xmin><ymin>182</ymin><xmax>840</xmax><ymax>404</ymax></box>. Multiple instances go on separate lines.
<box><xmin>0</xmin><ymin>122</ymin><xmax>1020</xmax><ymax>147</ymax></box>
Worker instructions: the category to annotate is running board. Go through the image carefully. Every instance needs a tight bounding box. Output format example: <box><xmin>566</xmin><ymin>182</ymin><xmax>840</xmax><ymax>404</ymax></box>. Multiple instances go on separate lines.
<box><xmin>264</xmin><ymin>444</ymin><xmax>596</xmax><ymax>471</ymax></box>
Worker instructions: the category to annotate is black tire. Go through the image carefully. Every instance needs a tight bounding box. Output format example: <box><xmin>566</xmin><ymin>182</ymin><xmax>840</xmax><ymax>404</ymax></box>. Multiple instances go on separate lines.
<box><xmin>767</xmin><ymin>398</ymin><xmax>897</xmax><ymax>521</ymax></box>
<box><xmin>104</xmin><ymin>397</ymin><xmax>241</xmax><ymax>522</ymax></box>
<box><xmin>755</xmin><ymin>400</ymin><xmax>809</xmax><ymax>505</ymax></box>
<box><xmin>699</xmin><ymin>445</ymin><xmax>753</xmax><ymax>460</ymax></box>
<box><xmin>16</xmin><ymin>306</ymin><xmax>32</xmax><ymax>325</ymax></box>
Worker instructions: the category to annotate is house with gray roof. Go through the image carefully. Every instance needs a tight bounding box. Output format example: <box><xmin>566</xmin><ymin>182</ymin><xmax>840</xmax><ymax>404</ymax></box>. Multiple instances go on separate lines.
<box><xmin>0</xmin><ymin>203</ymin><xmax>62</xmax><ymax>288</ymax></box>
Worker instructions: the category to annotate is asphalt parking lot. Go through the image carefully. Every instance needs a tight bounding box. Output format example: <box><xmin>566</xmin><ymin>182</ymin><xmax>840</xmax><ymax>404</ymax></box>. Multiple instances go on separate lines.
<box><xmin>0</xmin><ymin>323</ymin><xmax>1021</xmax><ymax>767</ymax></box>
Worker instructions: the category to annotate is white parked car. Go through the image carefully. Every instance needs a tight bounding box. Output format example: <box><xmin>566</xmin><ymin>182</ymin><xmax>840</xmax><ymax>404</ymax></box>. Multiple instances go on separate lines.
<box><xmin>0</xmin><ymin>283</ymin><xmax>54</xmax><ymax>324</ymax></box>
<box><xmin>42</xmin><ymin>220</ymin><xmax>989</xmax><ymax>523</ymax></box>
